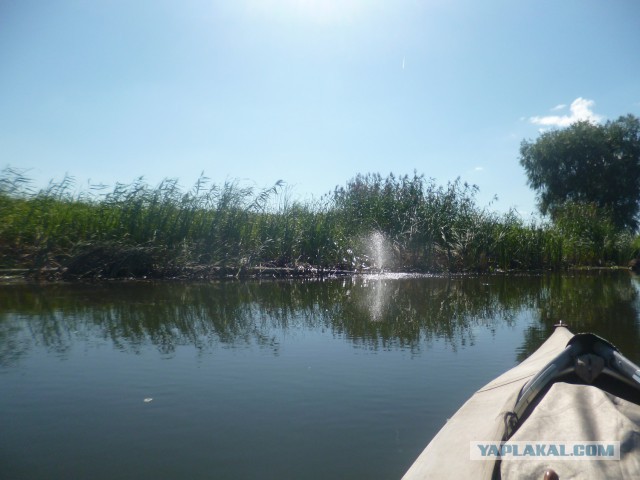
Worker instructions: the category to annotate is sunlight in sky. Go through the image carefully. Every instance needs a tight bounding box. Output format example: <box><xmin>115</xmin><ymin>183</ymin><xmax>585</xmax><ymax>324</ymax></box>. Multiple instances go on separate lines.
<box><xmin>244</xmin><ymin>0</ymin><xmax>373</xmax><ymax>25</ymax></box>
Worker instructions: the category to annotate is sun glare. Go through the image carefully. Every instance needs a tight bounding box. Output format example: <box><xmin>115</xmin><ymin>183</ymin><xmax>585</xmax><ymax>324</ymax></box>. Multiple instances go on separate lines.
<box><xmin>246</xmin><ymin>0</ymin><xmax>369</xmax><ymax>25</ymax></box>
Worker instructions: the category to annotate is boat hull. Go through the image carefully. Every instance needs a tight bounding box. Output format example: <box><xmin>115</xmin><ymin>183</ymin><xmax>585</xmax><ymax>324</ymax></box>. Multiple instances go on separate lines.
<box><xmin>402</xmin><ymin>327</ymin><xmax>574</xmax><ymax>479</ymax></box>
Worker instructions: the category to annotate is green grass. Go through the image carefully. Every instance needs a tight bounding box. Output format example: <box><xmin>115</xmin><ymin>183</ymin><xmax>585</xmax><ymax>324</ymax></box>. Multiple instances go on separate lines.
<box><xmin>0</xmin><ymin>168</ymin><xmax>637</xmax><ymax>278</ymax></box>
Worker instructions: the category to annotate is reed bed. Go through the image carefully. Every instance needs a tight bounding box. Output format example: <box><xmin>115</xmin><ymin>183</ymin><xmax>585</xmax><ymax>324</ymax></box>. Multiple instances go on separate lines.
<box><xmin>0</xmin><ymin>168</ymin><xmax>637</xmax><ymax>278</ymax></box>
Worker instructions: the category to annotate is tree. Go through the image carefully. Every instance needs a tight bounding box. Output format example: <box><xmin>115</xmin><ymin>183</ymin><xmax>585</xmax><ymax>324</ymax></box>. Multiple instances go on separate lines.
<box><xmin>519</xmin><ymin>114</ymin><xmax>640</xmax><ymax>231</ymax></box>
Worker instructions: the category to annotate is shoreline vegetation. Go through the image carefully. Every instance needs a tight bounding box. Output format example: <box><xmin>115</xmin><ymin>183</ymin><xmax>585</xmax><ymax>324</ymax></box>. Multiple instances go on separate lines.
<box><xmin>1</xmin><ymin>169</ymin><xmax>639</xmax><ymax>280</ymax></box>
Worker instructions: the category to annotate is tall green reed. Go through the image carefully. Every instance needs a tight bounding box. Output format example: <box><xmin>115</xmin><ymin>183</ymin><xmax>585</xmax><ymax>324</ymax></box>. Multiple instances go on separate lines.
<box><xmin>0</xmin><ymin>168</ymin><xmax>636</xmax><ymax>277</ymax></box>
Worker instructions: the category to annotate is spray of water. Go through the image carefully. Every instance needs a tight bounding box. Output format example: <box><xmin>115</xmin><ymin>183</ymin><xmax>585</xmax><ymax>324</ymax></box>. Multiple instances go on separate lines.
<box><xmin>367</xmin><ymin>231</ymin><xmax>389</xmax><ymax>272</ymax></box>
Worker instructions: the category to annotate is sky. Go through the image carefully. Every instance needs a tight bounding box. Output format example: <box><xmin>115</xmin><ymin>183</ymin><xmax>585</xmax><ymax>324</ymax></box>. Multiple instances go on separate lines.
<box><xmin>1</xmin><ymin>0</ymin><xmax>639</xmax><ymax>216</ymax></box>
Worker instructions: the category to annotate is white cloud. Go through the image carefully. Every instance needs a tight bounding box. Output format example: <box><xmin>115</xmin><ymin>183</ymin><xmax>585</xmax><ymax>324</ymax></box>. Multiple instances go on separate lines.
<box><xmin>551</xmin><ymin>104</ymin><xmax>566</xmax><ymax>111</ymax></box>
<box><xmin>530</xmin><ymin>97</ymin><xmax>604</xmax><ymax>127</ymax></box>
<box><xmin>474</xmin><ymin>166</ymin><xmax>484</xmax><ymax>171</ymax></box>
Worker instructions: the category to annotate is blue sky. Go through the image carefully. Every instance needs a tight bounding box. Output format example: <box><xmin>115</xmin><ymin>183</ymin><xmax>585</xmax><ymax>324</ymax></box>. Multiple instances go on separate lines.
<box><xmin>1</xmin><ymin>0</ymin><xmax>639</xmax><ymax>216</ymax></box>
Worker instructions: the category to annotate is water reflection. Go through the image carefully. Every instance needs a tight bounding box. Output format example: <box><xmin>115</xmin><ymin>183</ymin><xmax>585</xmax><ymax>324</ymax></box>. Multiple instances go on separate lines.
<box><xmin>334</xmin><ymin>274</ymin><xmax>523</xmax><ymax>351</ymax></box>
<box><xmin>516</xmin><ymin>272</ymin><xmax>640</xmax><ymax>361</ymax></box>
<box><xmin>1</xmin><ymin>272</ymin><xmax>639</xmax><ymax>367</ymax></box>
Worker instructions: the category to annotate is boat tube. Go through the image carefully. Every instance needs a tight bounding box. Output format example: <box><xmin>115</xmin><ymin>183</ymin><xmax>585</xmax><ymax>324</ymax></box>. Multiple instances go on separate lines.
<box><xmin>402</xmin><ymin>326</ymin><xmax>640</xmax><ymax>479</ymax></box>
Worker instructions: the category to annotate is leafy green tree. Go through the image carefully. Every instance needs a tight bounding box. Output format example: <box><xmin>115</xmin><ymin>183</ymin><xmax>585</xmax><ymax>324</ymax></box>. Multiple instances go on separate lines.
<box><xmin>520</xmin><ymin>114</ymin><xmax>640</xmax><ymax>231</ymax></box>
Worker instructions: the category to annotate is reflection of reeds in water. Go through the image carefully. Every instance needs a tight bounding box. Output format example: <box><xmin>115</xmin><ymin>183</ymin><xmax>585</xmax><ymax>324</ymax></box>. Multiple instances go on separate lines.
<box><xmin>0</xmin><ymin>272</ymin><xmax>638</xmax><ymax>364</ymax></box>
<box><xmin>0</xmin><ymin>168</ymin><xmax>637</xmax><ymax>277</ymax></box>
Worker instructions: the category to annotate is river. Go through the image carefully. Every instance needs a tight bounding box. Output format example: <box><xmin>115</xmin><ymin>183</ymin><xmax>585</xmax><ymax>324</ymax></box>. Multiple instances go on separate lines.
<box><xmin>1</xmin><ymin>272</ymin><xmax>639</xmax><ymax>479</ymax></box>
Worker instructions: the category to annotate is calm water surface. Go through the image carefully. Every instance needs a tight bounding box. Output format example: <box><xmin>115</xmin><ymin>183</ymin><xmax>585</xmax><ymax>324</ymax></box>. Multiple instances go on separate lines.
<box><xmin>1</xmin><ymin>272</ymin><xmax>639</xmax><ymax>479</ymax></box>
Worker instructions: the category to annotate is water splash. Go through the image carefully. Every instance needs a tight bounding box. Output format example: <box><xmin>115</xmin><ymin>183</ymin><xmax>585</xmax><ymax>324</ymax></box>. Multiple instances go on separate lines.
<box><xmin>366</xmin><ymin>231</ymin><xmax>390</xmax><ymax>272</ymax></box>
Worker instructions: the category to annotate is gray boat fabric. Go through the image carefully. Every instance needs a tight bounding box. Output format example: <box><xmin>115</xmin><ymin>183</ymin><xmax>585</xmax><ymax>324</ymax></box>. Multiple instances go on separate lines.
<box><xmin>402</xmin><ymin>326</ymin><xmax>640</xmax><ymax>479</ymax></box>
<box><xmin>402</xmin><ymin>327</ymin><xmax>574</xmax><ymax>479</ymax></box>
<box><xmin>501</xmin><ymin>382</ymin><xmax>640</xmax><ymax>479</ymax></box>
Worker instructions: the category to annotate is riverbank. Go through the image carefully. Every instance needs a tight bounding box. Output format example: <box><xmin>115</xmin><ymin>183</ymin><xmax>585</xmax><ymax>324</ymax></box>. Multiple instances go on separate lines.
<box><xmin>0</xmin><ymin>264</ymin><xmax>358</xmax><ymax>281</ymax></box>
<box><xmin>1</xmin><ymin>264</ymin><xmax>636</xmax><ymax>284</ymax></box>
<box><xmin>1</xmin><ymin>170</ymin><xmax>638</xmax><ymax>279</ymax></box>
